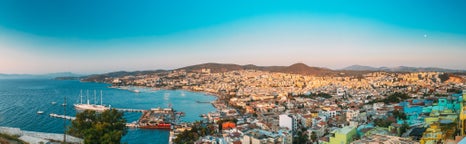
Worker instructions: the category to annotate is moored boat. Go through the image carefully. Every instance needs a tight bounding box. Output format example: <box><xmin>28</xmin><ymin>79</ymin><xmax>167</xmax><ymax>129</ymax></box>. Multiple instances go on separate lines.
<box><xmin>138</xmin><ymin>122</ymin><xmax>171</xmax><ymax>129</ymax></box>
<box><xmin>74</xmin><ymin>90</ymin><xmax>110</xmax><ymax>112</ymax></box>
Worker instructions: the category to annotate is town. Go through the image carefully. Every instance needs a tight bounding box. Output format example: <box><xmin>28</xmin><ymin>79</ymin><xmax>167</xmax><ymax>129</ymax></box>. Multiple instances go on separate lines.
<box><xmin>86</xmin><ymin>65</ymin><xmax>466</xmax><ymax>144</ymax></box>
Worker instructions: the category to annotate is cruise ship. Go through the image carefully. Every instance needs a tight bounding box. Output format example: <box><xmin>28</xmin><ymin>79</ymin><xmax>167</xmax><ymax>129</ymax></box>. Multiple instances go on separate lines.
<box><xmin>74</xmin><ymin>90</ymin><xmax>110</xmax><ymax>112</ymax></box>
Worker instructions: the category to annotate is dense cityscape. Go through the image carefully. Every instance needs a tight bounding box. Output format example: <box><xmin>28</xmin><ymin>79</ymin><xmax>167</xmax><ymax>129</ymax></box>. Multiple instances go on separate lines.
<box><xmin>84</xmin><ymin>63</ymin><xmax>466</xmax><ymax>144</ymax></box>
<box><xmin>1</xmin><ymin>1</ymin><xmax>466</xmax><ymax>144</ymax></box>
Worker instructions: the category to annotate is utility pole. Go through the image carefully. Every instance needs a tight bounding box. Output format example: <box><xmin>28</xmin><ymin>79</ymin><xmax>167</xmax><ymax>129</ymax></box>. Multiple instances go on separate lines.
<box><xmin>63</xmin><ymin>96</ymin><xmax>67</xmax><ymax>144</ymax></box>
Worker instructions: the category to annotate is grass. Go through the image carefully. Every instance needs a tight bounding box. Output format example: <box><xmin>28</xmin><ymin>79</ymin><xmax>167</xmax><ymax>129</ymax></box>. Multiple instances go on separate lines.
<box><xmin>0</xmin><ymin>133</ymin><xmax>27</xmax><ymax>144</ymax></box>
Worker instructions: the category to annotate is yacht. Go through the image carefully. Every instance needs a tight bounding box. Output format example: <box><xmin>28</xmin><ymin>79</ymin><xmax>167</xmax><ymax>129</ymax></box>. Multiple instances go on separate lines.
<box><xmin>74</xmin><ymin>90</ymin><xmax>110</xmax><ymax>112</ymax></box>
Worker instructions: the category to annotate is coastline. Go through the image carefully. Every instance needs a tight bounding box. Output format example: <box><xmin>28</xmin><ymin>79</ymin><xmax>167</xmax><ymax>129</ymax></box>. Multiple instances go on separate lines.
<box><xmin>105</xmin><ymin>83</ymin><xmax>223</xmax><ymax>115</ymax></box>
<box><xmin>107</xmin><ymin>85</ymin><xmax>222</xmax><ymax>107</ymax></box>
<box><xmin>0</xmin><ymin>126</ymin><xmax>83</xmax><ymax>144</ymax></box>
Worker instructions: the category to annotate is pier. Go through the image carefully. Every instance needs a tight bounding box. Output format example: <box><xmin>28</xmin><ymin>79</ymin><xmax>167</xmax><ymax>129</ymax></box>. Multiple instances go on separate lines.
<box><xmin>115</xmin><ymin>108</ymin><xmax>145</xmax><ymax>112</ymax></box>
<box><xmin>49</xmin><ymin>113</ymin><xmax>76</xmax><ymax>120</ymax></box>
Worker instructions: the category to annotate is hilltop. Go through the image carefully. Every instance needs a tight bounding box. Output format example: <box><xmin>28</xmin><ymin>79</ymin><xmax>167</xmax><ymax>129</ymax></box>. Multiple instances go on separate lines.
<box><xmin>177</xmin><ymin>62</ymin><xmax>335</xmax><ymax>76</ymax></box>
<box><xmin>80</xmin><ymin>62</ymin><xmax>466</xmax><ymax>82</ymax></box>
<box><xmin>342</xmin><ymin>65</ymin><xmax>465</xmax><ymax>73</ymax></box>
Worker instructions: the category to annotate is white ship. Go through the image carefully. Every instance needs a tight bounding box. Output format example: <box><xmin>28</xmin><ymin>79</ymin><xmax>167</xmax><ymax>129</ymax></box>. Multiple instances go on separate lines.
<box><xmin>74</xmin><ymin>90</ymin><xmax>110</xmax><ymax>112</ymax></box>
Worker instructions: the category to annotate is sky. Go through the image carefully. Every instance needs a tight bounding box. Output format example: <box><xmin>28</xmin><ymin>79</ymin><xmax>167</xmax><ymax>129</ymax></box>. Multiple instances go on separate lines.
<box><xmin>0</xmin><ymin>0</ymin><xmax>465</xmax><ymax>74</ymax></box>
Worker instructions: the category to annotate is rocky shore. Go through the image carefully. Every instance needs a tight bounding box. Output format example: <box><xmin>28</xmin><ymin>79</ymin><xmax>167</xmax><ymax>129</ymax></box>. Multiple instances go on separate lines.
<box><xmin>0</xmin><ymin>127</ymin><xmax>83</xmax><ymax>144</ymax></box>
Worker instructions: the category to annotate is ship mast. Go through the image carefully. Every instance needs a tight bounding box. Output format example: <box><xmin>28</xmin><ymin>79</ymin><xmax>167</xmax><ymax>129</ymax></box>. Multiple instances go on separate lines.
<box><xmin>80</xmin><ymin>90</ymin><xmax>83</xmax><ymax>104</ymax></box>
<box><xmin>86</xmin><ymin>90</ymin><xmax>89</xmax><ymax>105</ymax></box>
<box><xmin>94</xmin><ymin>90</ymin><xmax>97</xmax><ymax>105</ymax></box>
<box><xmin>100</xmin><ymin>90</ymin><xmax>103</xmax><ymax>106</ymax></box>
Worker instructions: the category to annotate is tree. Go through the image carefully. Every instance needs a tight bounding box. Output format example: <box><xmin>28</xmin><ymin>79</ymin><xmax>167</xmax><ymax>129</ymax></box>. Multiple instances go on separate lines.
<box><xmin>310</xmin><ymin>131</ymin><xmax>317</xmax><ymax>143</ymax></box>
<box><xmin>399</xmin><ymin>121</ymin><xmax>409</xmax><ymax>136</ymax></box>
<box><xmin>393</xmin><ymin>110</ymin><xmax>407</xmax><ymax>120</ymax></box>
<box><xmin>68</xmin><ymin>109</ymin><xmax>127</xmax><ymax>144</ymax></box>
<box><xmin>173</xmin><ymin>121</ymin><xmax>215</xmax><ymax>144</ymax></box>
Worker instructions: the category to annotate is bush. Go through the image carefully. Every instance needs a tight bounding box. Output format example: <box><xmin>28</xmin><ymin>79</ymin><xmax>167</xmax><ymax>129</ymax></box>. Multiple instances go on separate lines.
<box><xmin>67</xmin><ymin>109</ymin><xmax>127</xmax><ymax>144</ymax></box>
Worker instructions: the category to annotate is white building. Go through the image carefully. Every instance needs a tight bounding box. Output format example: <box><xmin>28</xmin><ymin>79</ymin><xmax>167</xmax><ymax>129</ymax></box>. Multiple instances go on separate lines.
<box><xmin>346</xmin><ymin>108</ymin><xmax>360</xmax><ymax>122</ymax></box>
<box><xmin>279</xmin><ymin>114</ymin><xmax>293</xmax><ymax>131</ymax></box>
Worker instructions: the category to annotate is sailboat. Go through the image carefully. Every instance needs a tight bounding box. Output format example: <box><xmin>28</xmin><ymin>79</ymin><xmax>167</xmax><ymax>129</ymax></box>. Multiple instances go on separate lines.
<box><xmin>74</xmin><ymin>90</ymin><xmax>110</xmax><ymax>112</ymax></box>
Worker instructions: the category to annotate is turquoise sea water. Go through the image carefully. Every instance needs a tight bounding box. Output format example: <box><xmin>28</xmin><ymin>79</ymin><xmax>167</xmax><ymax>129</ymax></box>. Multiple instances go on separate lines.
<box><xmin>0</xmin><ymin>79</ymin><xmax>217</xmax><ymax>143</ymax></box>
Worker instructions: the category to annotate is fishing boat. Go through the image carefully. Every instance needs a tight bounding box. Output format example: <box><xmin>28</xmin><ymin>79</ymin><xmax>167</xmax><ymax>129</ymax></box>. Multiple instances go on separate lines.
<box><xmin>37</xmin><ymin>111</ymin><xmax>44</xmax><ymax>114</ymax></box>
<box><xmin>74</xmin><ymin>90</ymin><xmax>110</xmax><ymax>112</ymax></box>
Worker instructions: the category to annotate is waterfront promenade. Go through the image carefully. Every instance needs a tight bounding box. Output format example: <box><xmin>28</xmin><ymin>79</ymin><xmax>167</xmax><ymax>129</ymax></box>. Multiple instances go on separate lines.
<box><xmin>0</xmin><ymin>126</ymin><xmax>83</xmax><ymax>144</ymax></box>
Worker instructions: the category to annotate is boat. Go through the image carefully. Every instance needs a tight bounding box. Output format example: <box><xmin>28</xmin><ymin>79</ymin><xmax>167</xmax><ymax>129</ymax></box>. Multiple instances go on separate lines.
<box><xmin>74</xmin><ymin>90</ymin><xmax>110</xmax><ymax>112</ymax></box>
<box><xmin>133</xmin><ymin>89</ymin><xmax>140</xmax><ymax>93</ymax></box>
<box><xmin>138</xmin><ymin>122</ymin><xmax>171</xmax><ymax>129</ymax></box>
<box><xmin>37</xmin><ymin>111</ymin><xmax>44</xmax><ymax>114</ymax></box>
<box><xmin>51</xmin><ymin>102</ymin><xmax>57</xmax><ymax>105</ymax></box>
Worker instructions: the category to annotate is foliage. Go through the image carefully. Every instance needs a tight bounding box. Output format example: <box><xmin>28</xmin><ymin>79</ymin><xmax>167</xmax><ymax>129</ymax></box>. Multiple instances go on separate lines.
<box><xmin>0</xmin><ymin>133</ymin><xmax>27</xmax><ymax>144</ymax></box>
<box><xmin>297</xmin><ymin>92</ymin><xmax>332</xmax><ymax>99</ymax></box>
<box><xmin>374</xmin><ymin>118</ymin><xmax>395</xmax><ymax>128</ymax></box>
<box><xmin>310</xmin><ymin>131</ymin><xmax>317</xmax><ymax>143</ymax></box>
<box><xmin>368</xmin><ymin>92</ymin><xmax>410</xmax><ymax>104</ymax></box>
<box><xmin>382</xmin><ymin>92</ymin><xmax>410</xmax><ymax>104</ymax></box>
<box><xmin>173</xmin><ymin>121</ymin><xmax>216</xmax><ymax>144</ymax></box>
<box><xmin>392</xmin><ymin>110</ymin><xmax>407</xmax><ymax>120</ymax></box>
<box><xmin>67</xmin><ymin>109</ymin><xmax>127</xmax><ymax>144</ymax></box>
<box><xmin>399</xmin><ymin>121</ymin><xmax>409</xmax><ymax>136</ymax></box>
<box><xmin>447</xmin><ymin>88</ymin><xmax>463</xmax><ymax>94</ymax></box>
<box><xmin>293</xmin><ymin>130</ymin><xmax>310</xmax><ymax>144</ymax></box>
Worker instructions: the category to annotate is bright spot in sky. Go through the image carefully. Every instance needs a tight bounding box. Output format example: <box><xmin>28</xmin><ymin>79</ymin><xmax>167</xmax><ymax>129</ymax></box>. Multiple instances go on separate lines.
<box><xmin>424</xmin><ymin>34</ymin><xmax>428</xmax><ymax>38</ymax></box>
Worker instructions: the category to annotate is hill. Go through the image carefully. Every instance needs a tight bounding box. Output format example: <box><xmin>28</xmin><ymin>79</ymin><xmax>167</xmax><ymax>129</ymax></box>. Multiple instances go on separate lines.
<box><xmin>177</xmin><ymin>63</ymin><xmax>334</xmax><ymax>76</ymax></box>
<box><xmin>342</xmin><ymin>65</ymin><xmax>465</xmax><ymax>73</ymax></box>
<box><xmin>0</xmin><ymin>72</ymin><xmax>82</xmax><ymax>79</ymax></box>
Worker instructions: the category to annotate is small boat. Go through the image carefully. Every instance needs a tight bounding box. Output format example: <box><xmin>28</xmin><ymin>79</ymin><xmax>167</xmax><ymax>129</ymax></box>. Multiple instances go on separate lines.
<box><xmin>37</xmin><ymin>111</ymin><xmax>44</xmax><ymax>114</ymax></box>
<box><xmin>51</xmin><ymin>102</ymin><xmax>57</xmax><ymax>105</ymax></box>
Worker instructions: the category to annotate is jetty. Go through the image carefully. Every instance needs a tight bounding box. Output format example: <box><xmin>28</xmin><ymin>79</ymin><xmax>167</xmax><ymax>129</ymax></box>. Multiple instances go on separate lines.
<box><xmin>49</xmin><ymin>113</ymin><xmax>76</xmax><ymax>120</ymax></box>
<box><xmin>115</xmin><ymin>108</ymin><xmax>145</xmax><ymax>112</ymax></box>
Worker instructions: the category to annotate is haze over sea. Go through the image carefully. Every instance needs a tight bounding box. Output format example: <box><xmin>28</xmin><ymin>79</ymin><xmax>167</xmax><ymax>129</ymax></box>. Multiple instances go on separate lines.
<box><xmin>0</xmin><ymin>79</ymin><xmax>217</xmax><ymax>143</ymax></box>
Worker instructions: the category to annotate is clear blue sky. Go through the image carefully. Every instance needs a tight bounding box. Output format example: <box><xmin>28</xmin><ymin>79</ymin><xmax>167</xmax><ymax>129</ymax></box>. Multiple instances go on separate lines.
<box><xmin>0</xmin><ymin>0</ymin><xmax>465</xmax><ymax>74</ymax></box>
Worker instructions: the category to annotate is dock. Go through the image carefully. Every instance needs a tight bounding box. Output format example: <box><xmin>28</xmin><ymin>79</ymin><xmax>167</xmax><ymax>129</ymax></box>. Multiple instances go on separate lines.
<box><xmin>115</xmin><ymin>108</ymin><xmax>145</xmax><ymax>112</ymax></box>
<box><xmin>49</xmin><ymin>113</ymin><xmax>76</xmax><ymax>120</ymax></box>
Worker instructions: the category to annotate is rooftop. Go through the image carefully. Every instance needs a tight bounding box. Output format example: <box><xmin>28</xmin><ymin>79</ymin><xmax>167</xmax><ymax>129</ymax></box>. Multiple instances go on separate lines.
<box><xmin>334</xmin><ymin>126</ymin><xmax>355</xmax><ymax>135</ymax></box>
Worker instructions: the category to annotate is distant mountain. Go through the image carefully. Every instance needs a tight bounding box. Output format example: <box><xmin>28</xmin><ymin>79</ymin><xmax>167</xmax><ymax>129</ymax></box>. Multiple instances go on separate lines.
<box><xmin>178</xmin><ymin>63</ymin><xmax>243</xmax><ymax>73</ymax></box>
<box><xmin>342</xmin><ymin>65</ymin><xmax>379</xmax><ymax>71</ymax></box>
<box><xmin>0</xmin><ymin>72</ymin><xmax>83</xmax><ymax>79</ymax></box>
<box><xmin>178</xmin><ymin>62</ymin><xmax>334</xmax><ymax>76</ymax></box>
<box><xmin>82</xmin><ymin>70</ymin><xmax>167</xmax><ymax>82</ymax></box>
<box><xmin>342</xmin><ymin>65</ymin><xmax>465</xmax><ymax>73</ymax></box>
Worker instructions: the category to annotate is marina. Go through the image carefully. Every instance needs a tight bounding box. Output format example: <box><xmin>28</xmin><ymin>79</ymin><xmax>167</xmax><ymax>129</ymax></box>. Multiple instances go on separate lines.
<box><xmin>0</xmin><ymin>79</ymin><xmax>217</xmax><ymax>144</ymax></box>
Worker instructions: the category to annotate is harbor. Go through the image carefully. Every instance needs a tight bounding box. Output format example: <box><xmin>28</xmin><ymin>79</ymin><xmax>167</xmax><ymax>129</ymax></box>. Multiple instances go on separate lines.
<box><xmin>0</xmin><ymin>79</ymin><xmax>217</xmax><ymax>144</ymax></box>
<box><xmin>49</xmin><ymin>106</ymin><xmax>184</xmax><ymax>130</ymax></box>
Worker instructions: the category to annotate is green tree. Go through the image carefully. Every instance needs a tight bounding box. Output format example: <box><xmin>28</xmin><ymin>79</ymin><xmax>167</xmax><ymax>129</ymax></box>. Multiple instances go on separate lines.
<box><xmin>399</xmin><ymin>121</ymin><xmax>409</xmax><ymax>136</ymax></box>
<box><xmin>310</xmin><ymin>131</ymin><xmax>317</xmax><ymax>143</ymax></box>
<box><xmin>393</xmin><ymin>110</ymin><xmax>407</xmax><ymax>120</ymax></box>
<box><xmin>68</xmin><ymin>109</ymin><xmax>127</xmax><ymax>144</ymax></box>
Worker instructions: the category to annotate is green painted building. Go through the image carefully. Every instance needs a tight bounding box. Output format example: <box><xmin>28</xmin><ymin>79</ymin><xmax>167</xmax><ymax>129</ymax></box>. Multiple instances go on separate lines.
<box><xmin>328</xmin><ymin>126</ymin><xmax>356</xmax><ymax>144</ymax></box>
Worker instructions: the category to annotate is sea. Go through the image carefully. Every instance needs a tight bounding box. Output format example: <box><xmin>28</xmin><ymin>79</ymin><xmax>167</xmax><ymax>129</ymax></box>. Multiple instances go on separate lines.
<box><xmin>0</xmin><ymin>79</ymin><xmax>217</xmax><ymax>144</ymax></box>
